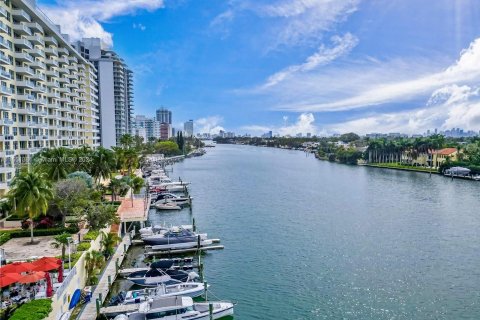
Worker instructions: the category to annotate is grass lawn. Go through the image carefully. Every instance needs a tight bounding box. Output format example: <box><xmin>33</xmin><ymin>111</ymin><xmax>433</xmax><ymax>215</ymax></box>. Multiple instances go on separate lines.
<box><xmin>367</xmin><ymin>163</ymin><xmax>438</xmax><ymax>173</ymax></box>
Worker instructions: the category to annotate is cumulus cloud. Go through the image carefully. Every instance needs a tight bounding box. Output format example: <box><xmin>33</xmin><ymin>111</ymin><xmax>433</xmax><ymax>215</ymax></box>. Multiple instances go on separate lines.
<box><xmin>195</xmin><ymin>116</ymin><xmax>225</xmax><ymax>134</ymax></box>
<box><xmin>263</xmin><ymin>33</ymin><xmax>358</xmax><ymax>88</ymax></box>
<box><xmin>242</xmin><ymin>113</ymin><xmax>319</xmax><ymax>136</ymax></box>
<box><xmin>328</xmin><ymin>85</ymin><xmax>480</xmax><ymax>135</ymax></box>
<box><xmin>40</xmin><ymin>0</ymin><xmax>164</xmax><ymax>47</ymax></box>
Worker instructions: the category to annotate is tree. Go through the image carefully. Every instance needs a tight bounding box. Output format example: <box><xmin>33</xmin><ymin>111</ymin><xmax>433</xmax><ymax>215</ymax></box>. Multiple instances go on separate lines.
<box><xmin>8</xmin><ymin>169</ymin><xmax>53</xmax><ymax>243</ymax></box>
<box><xmin>76</xmin><ymin>202</ymin><xmax>119</xmax><ymax>230</ymax></box>
<box><xmin>339</xmin><ymin>132</ymin><xmax>360</xmax><ymax>143</ymax></box>
<box><xmin>90</xmin><ymin>147</ymin><xmax>116</xmax><ymax>183</ymax></box>
<box><xmin>119</xmin><ymin>134</ymin><xmax>135</xmax><ymax>149</ymax></box>
<box><xmin>108</xmin><ymin>178</ymin><xmax>128</xmax><ymax>202</ymax></box>
<box><xmin>52</xmin><ymin>178</ymin><xmax>90</xmax><ymax>227</ymax></box>
<box><xmin>100</xmin><ymin>232</ymin><xmax>121</xmax><ymax>258</ymax></box>
<box><xmin>84</xmin><ymin>250</ymin><xmax>104</xmax><ymax>285</ymax></box>
<box><xmin>33</xmin><ymin>147</ymin><xmax>71</xmax><ymax>181</ymax></box>
<box><xmin>67</xmin><ymin>171</ymin><xmax>94</xmax><ymax>188</ymax></box>
<box><xmin>154</xmin><ymin>141</ymin><xmax>181</xmax><ymax>156</ymax></box>
<box><xmin>124</xmin><ymin>175</ymin><xmax>145</xmax><ymax>207</ymax></box>
<box><xmin>50</xmin><ymin>233</ymin><xmax>71</xmax><ymax>261</ymax></box>
<box><xmin>176</xmin><ymin>132</ymin><xmax>185</xmax><ymax>153</ymax></box>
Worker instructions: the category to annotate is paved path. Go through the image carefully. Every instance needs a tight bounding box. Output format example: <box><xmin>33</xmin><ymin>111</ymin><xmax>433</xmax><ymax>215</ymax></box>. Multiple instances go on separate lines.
<box><xmin>77</xmin><ymin>234</ymin><xmax>131</xmax><ymax>320</ymax></box>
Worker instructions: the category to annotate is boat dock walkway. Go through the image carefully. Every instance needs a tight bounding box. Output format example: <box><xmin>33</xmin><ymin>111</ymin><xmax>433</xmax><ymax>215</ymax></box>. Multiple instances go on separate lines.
<box><xmin>100</xmin><ymin>303</ymin><xmax>140</xmax><ymax>317</ymax></box>
<box><xmin>77</xmin><ymin>234</ymin><xmax>131</xmax><ymax>320</ymax></box>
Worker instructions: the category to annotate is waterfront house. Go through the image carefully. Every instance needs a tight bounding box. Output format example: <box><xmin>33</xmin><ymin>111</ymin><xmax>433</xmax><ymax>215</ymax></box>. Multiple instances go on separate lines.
<box><xmin>433</xmin><ymin>148</ymin><xmax>458</xmax><ymax>168</ymax></box>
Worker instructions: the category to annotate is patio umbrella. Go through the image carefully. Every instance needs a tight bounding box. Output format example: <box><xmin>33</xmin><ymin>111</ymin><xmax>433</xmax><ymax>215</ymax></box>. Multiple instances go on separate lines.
<box><xmin>32</xmin><ymin>260</ymin><xmax>60</xmax><ymax>272</ymax></box>
<box><xmin>0</xmin><ymin>273</ymin><xmax>21</xmax><ymax>288</ymax></box>
<box><xmin>45</xmin><ymin>272</ymin><xmax>53</xmax><ymax>298</ymax></box>
<box><xmin>32</xmin><ymin>257</ymin><xmax>59</xmax><ymax>266</ymax></box>
<box><xmin>57</xmin><ymin>259</ymin><xmax>63</xmax><ymax>283</ymax></box>
<box><xmin>18</xmin><ymin>271</ymin><xmax>46</xmax><ymax>284</ymax></box>
<box><xmin>0</xmin><ymin>262</ymin><xmax>35</xmax><ymax>274</ymax></box>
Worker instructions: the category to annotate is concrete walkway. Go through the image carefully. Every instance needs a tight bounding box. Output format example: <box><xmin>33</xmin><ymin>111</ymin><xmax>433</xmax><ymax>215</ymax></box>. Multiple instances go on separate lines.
<box><xmin>77</xmin><ymin>234</ymin><xmax>131</xmax><ymax>320</ymax></box>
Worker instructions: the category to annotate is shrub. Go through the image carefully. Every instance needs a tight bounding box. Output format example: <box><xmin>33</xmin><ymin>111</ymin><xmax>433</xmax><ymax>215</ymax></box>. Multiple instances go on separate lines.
<box><xmin>0</xmin><ymin>226</ymin><xmax>79</xmax><ymax>239</ymax></box>
<box><xmin>0</xmin><ymin>232</ymin><xmax>11</xmax><ymax>245</ymax></box>
<box><xmin>5</xmin><ymin>215</ymin><xmax>22</xmax><ymax>221</ymax></box>
<box><xmin>9</xmin><ymin>299</ymin><xmax>52</xmax><ymax>320</ymax></box>
<box><xmin>83</xmin><ymin>230</ymin><xmax>100</xmax><ymax>241</ymax></box>
<box><xmin>76</xmin><ymin>242</ymin><xmax>91</xmax><ymax>252</ymax></box>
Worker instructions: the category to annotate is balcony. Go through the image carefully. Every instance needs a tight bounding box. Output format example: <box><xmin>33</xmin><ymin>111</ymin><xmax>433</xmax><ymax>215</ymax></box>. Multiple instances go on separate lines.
<box><xmin>27</xmin><ymin>48</ymin><xmax>45</xmax><ymax>58</ymax></box>
<box><xmin>12</xmin><ymin>23</ymin><xmax>32</xmax><ymax>36</ymax></box>
<box><xmin>0</xmin><ymin>7</ymin><xmax>7</xmax><ymax>19</ymax></box>
<box><xmin>32</xmin><ymin>85</ymin><xmax>46</xmax><ymax>93</ymax></box>
<box><xmin>15</xmin><ymin>94</ymin><xmax>35</xmax><ymax>102</ymax></box>
<box><xmin>46</xmin><ymin>90</ymin><xmax>60</xmax><ymax>98</ymax></box>
<box><xmin>47</xmin><ymin>103</ymin><xmax>60</xmax><ymax>109</ymax></box>
<box><xmin>45</xmin><ymin>59</ymin><xmax>59</xmax><ymax>67</ymax></box>
<box><xmin>30</xmin><ymin>72</ymin><xmax>46</xmax><ymax>81</ymax></box>
<box><xmin>0</xmin><ymin>37</ymin><xmax>10</xmax><ymax>50</ymax></box>
<box><xmin>0</xmin><ymin>22</ymin><xmax>9</xmax><ymax>34</ymax></box>
<box><xmin>25</xmin><ymin>22</ymin><xmax>44</xmax><ymax>33</ymax></box>
<box><xmin>12</xmin><ymin>9</ymin><xmax>32</xmax><ymax>22</ymax></box>
<box><xmin>14</xmin><ymin>52</ymin><xmax>33</xmax><ymax>63</ymax></box>
<box><xmin>0</xmin><ymin>101</ymin><xmax>13</xmax><ymax>110</ymax></box>
<box><xmin>0</xmin><ymin>86</ymin><xmax>13</xmax><ymax>95</ymax></box>
<box><xmin>15</xmin><ymin>66</ymin><xmax>34</xmax><ymax>76</ymax></box>
<box><xmin>46</xmin><ymin>80</ymin><xmax>59</xmax><ymax>87</ymax></box>
<box><xmin>15</xmin><ymin>80</ymin><xmax>35</xmax><ymax>89</ymax></box>
<box><xmin>0</xmin><ymin>52</ymin><xmax>11</xmax><ymax>64</ymax></box>
<box><xmin>57</xmin><ymin>47</ymin><xmax>68</xmax><ymax>55</ymax></box>
<box><xmin>29</xmin><ymin>60</ymin><xmax>46</xmax><ymax>69</ymax></box>
<box><xmin>26</xmin><ymin>35</ymin><xmax>44</xmax><ymax>46</ymax></box>
<box><xmin>44</xmin><ymin>36</ymin><xmax>58</xmax><ymax>46</ymax></box>
<box><xmin>0</xmin><ymin>119</ymin><xmax>13</xmax><ymax>126</ymax></box>
<box><xmin>13</xmin><ymin>38</ymin><xmax>32</xmax><ymax>49</ymax></box>
<box><xmin>45</xmin><ymin>70</ymin><xmax>59</xmax><ymax>77</ymax></box>
<box><xmin>45</xmin><ymin>48</ymin><xmax>58</xmax><ymax>56</ymax></box>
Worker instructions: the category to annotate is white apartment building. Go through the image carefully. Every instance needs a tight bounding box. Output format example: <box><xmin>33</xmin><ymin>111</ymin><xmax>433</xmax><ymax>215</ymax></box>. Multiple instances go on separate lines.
<box><xmin>73</xmin><ymin>38</ymin><xmax>134</xmax><ymax>149</ymax></box>
<box><xmin>184</xmin><ymin>119</ymin><xmax>193</xmax><ymax>137</ymax></box>
<box><xmin>0</xmin><ymin>0</ymin><xmax>100</xmax><ymax>195</ymax></box>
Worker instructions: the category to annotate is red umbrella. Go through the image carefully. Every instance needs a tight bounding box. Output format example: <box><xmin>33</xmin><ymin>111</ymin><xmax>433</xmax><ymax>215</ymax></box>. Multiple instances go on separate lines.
<box><xmin>57</xmin><ymin>259</ymin><xmax>63</xmax><ymax>283</ymax></box>
<box><xmin>32</xmin><ymin>260</ymin><xmax>60</xmax><ymax>272</ymax></box>
<box><xmin>32</xmin><ymin>257</ymin><xmax>59</xmax><ymax>266</ymax></box>
<box><xmin>0</xmin><ymin>273</ymin><xmax>21</xmax><ymax>288</ymax></box>
<box><xmin>0</xmin><ymin>262</ymin><xmax>35</xmax><ymax>274</ymax></box>
<box><xmin>45</xmin><ymin>272</ymin><xmax>53</xmax><ymax>298</ymax></box>
<box><xmin>18</xmin><ymin>271</ymin><xmax>46</xmax><ymax>284</ymax></box>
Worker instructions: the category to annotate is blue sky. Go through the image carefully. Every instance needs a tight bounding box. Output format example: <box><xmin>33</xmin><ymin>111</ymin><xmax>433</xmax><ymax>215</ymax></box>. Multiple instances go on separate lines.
<box><xmin>38</xmin><ymin>0</ymin><xmax>480</xmax><ymax>136</ymax></box>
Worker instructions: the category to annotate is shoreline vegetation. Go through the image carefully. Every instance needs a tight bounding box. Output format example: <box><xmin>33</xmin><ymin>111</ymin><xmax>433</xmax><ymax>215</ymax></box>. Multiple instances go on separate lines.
<box><xmin>213</xmin><ymin>133</ymin><xmax>480</xmax><ymax>180</ymax></box>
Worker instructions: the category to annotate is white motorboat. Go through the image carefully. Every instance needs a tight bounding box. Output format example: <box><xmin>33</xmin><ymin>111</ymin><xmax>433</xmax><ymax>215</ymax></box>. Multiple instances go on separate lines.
<box><xmin>150</xmin><ymin>239</ymin><xmax>213</xmax><ymax>251</ymax></box>
<box><xmin>141</xmin><ymin>227</ymin><xmax>207</xmax><ymax>246</ymax></box>
<box><xmin>154</xmin><ymin>193</ymin><xmax>192</xmax><ymax>206</ymax></box>
<box><xmin>155</xmin><ymin>202</ymin><xmax>182</xmax><ymax>210</ymax></box>
<box><xmin>113</xmin><ymin>296</ymin><xmax>234</xmax><ymax>320</ymax></box>
<box><xmin>139</xmin><ymin>225</ymin><xmax>193</xmax><ymax>237</ymax></box>
<box><xmin>121</xmin><ymin>282</ymin><xmax>207</xmax><ymax>304</ymax></box>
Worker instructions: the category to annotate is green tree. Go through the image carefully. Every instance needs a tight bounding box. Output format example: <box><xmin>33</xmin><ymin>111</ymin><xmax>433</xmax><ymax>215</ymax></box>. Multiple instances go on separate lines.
<box><xmin>52</xmin><ymin>178</ymin><xmax>90</xmax><ymax>227</ymax></box>
<box><xmin>119</xmin><ymin>134</ymin><xmax>135</xmax><ymax>149</ymax></box>
<box><xmin>100</xmin><ymin>231</ymin><xmax>121</xmax><ymax>258</ymax></box>
<box><xmin>76</xmin><ymin>202</ymin><xmax>119</xmax><ymax>230</ymax></box>
<box><xmin>84</xmin><ymin>250</ymin><xmax>104</xmax><ymax>285</ymax></box>
<box><xmin>33</xmin><ymin>147</ymin><xmax>71</xmax><ymax>181</ymax></box>
<box><xmin>8</xmin><ymin>169</ymin><xmax>53</xmax><ymax>243</ymax></box>
<box><xmin>67</xmin><ymin>171</ymin><xmax>94</xmax><ymax>188</ymax></box>
<box><xmin>90</xmin><ymin>147</ymin><xmax>116</xmax><ymax>183</ymax></box>
<box><xmin>154</xmin><ymin>141</ymin><xmax>181</xmax><ymax>156</ymax></box>
<box><xmin>124</xmin><ymin>175</ymin><xmax>145</xmax><ymax>207</ymax></box>
<box><xmin>50</xmin><ymin>233</ymin><xmax>71</xmax><ymax>262</ymax></box>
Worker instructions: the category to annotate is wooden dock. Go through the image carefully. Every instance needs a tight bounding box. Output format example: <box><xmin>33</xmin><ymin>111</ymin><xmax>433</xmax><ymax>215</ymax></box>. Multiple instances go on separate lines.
<box><xmin>144</xmin><ymin>245</ymin><xmax>224</xmax><ymax>257</ymax></box>
<box><xmin>77</xmin><ymin>234</ymin><xmax>131</xmax><ymax>319</ymax></box>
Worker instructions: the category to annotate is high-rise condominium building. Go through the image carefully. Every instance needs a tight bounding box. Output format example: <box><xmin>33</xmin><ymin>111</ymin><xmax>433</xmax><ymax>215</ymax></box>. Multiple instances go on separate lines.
<box><xmin>156</xmin><ymin>107</ymin><xmax>171</xmax><ymax>124</ymax></box>
<box><xmin>0</xmin><ymin>0</ymin><xmax>100</xmax><ymax>195</ymax></box>
<box><xmin>73</xmin><ymin>38</ymin><xmax>134</xmax><ymax>148</ymax></box>
<box><xmin>184</xmin><ymin>120</ymin><xmax>193</xmax><ymax>137</ymax></box>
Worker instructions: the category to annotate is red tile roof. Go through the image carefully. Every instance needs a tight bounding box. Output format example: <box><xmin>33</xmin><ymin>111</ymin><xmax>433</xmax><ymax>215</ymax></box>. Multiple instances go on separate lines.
<box><xmin>436</xmin><ymin>148</ymin><xmax>457</xmax><ymax>155</ymax></box>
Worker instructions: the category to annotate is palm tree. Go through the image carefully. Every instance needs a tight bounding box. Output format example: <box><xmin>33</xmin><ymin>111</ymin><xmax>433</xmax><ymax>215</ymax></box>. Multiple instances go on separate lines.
<box><xmin>84</xmin><ymin>250</ymin><xmax>104</xmax><ymax>285</ymax></box>
<box><xmin>33</xmin><ymin>147</ymin><xmax>71</xmax><ymax>181</ymax></box>
<box><xmin>90</xmin><ymin>147</ymin><xmax>116</xmax><ymax>184</ymax></box>
<box><xmin>50</xmin><ymin>233</ymin><xmax>71</xmax><ymax>261</ymax></box>
<box><xmin>125</xmin><ymin>175</ymin><xmax>145</xmax><ymax>207</ymax></box>
<box><xmin>100</xmin><ymin>232</ymin><xmax>121</xmax><ymax>258</ymax></box>
<box><xmin>108</xmin><ymin>178</ymin><xmax>127</xmax><ymax>201</ymax></box>
<box><xmin>122</xmin><ymin>148</ymin><xmax>139</xmax><ymax>175</ymax></box>
<box><xmin>8</xmin><ymin>169</ymin><xmax>53</xmax><ymax>243</ymax></box>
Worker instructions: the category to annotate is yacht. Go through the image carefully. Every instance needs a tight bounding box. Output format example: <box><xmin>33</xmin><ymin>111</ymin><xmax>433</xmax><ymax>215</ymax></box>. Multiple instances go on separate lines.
<box><xmin>154</xmin><ymin>193</ymin><xmax>192</xmax><ymax>206</ymax></box>
<box><xmin>141</xmin><ymin>228</ymin><xmax>207</xmax><ymax>246</ymax></box>
<box><xmin>113</xmin><ymin>296</ymin><xmax>234</xmax><ymax>320</ymax></box>
<box><xmin>120</xmin><ymin>282</ymin><xmax>207</xmax><ymax>304</ymax></box>
<box><xmin>155</xmin><ymin>202</ymin><xmax>182</xmax><ymax>210</ymax></box>
<box><xmin>127</xmin><ymin>268</ymin><xmax>199</xmax><ymax>287</ymax></box>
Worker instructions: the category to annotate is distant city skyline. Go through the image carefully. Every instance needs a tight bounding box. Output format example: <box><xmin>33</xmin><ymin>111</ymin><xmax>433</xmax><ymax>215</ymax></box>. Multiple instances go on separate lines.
<box><xmin>39</xmin><ymin>0</ymin><xmax>480</xmax><ymax>136</ymax></box>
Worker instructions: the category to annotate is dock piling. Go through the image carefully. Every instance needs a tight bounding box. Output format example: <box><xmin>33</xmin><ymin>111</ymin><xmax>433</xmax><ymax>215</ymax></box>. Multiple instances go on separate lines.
<box><xmin>209</xmin><ymin>304</ymin><xmax>213</xmax><ymax>320</ymax></box>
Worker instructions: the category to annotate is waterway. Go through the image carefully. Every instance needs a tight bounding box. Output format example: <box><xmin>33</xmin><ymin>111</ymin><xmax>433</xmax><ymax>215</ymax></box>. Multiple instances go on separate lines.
<box><xmin>119</xmin><ymin>144</ymin><xmax>480</xmax><ymax>319</ymax></box>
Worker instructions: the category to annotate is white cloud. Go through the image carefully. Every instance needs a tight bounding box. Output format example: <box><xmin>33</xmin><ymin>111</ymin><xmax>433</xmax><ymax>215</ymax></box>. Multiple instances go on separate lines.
<box><xmin>263</xmin><ymin>33</ymin><xmax>358</xmax><ymax>88</ymax></box>
<box><xmin>210</xmin><ymin>9</ymin><xmax>235</xmax><ymax>28</ymax></box>
<box><xmin>328</xmin><ymin>85</ymin><xmax>480</xmax><ymax>135</ymax></box>
<box><xmin>195</xmin><ymin>116</ymin><xmax>225</xmax><ymax>134</ymax></box>
<box><xmin>242</xmin><ymin>113</ymin><xmax>319</xmax><ymax>136</ymax></box>
<box><xmin>41</xmin><ymin>0</ymin><xmax>164</xmax><ymax>47</ymax></box>
<box><xmin>133</xmin><ymin>23</ymin><xmax>147</xmax><ymax>31</ymax></box>
<box><xmin>269</xmin><ymin>37</ymin><xmax>480</xmax><ymax>112</ymax></box>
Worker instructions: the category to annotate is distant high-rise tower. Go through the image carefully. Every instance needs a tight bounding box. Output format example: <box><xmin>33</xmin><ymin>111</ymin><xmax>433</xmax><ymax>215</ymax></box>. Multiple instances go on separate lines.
<box><xmin>184</xmin><ymin>120</ymin><xmax>194</xmax><ymax>137</ymax></box>
<box><xmin>156</xmin><ymin>108</ymin><xmax>172</xmax><ymax>124</ymax></box>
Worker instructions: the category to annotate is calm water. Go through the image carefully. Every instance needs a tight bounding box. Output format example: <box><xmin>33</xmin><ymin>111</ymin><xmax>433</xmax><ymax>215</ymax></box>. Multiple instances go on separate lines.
<box><xmin>142</xmin><ymin>144</ymin><xmax>480</xmax><ymax>319</ymax></box>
